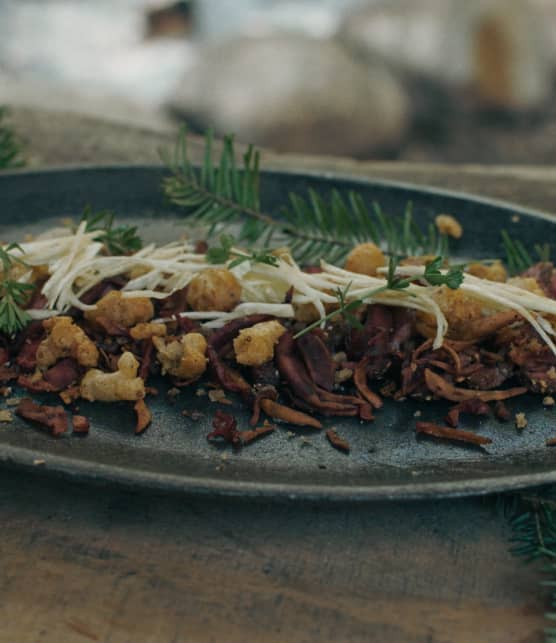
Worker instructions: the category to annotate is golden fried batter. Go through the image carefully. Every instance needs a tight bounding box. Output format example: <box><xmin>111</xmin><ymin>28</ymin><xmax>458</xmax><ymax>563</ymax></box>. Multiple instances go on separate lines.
<box><xmin>344</xmin><ymin>242</ymin><xmax>386</xmax><ymax>277</ymax></box>
<box><xmin>37</xmin><ymin>316</ymin><xmax>99</xmax><ymax>369</ymax></box>
<box><xmin>435</xmin><ymin>214</ymin><xmax>463</xmax><ymax>239</ymax></box>
<box><xmin>466</xmin><ymin>261</ymin><xmax>507</xmax><ymax>282</ymax></box>
<box><xmin>85</xmin><ymin>291</ymin><xmax>154</xmax><ymax>328</ymax></box>
<box><xmin>80</xmin><ymin>352</ymin><xmax>145</xmax><ymax>402</ymax></box>
<box><xmin>233</xmin><ymin>320</ymin><xmax>286</xmax><ymax>366</ymax></box>
<box><xmin>186</xmin><ymin>268</ymin><xmax>241</xmax><ymax>312</ymax></box>
<box><xmin>129</xmin><ymin>322</ymin><xmax>167</xmax><ymax>341</ymax></box>
<box><xmin>153</xmin><ymin>332</ymin><xmax>208</xmax><ymax>380</ymax></box>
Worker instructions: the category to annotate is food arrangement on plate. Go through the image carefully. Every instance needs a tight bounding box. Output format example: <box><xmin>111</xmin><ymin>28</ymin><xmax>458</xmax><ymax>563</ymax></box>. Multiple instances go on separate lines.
<box><xmin>2</xmin><ymin>131</ymin><xmax>556</xmax><ymax>455</ymax></box>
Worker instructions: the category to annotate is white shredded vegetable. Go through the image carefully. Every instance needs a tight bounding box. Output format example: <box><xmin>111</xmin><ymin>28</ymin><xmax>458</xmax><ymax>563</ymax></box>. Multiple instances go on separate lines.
<box><xmin>8</xmin><ymin>228</ymin><xmax>556</xmax><ymax>354</ymax></box>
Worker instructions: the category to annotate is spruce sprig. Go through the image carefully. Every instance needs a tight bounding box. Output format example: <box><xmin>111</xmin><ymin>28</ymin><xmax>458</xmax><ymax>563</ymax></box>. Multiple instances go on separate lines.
<box><xmin>502</xmin><ymin>229</ymin><xmax>551</xmax><ymax>276</ymax></box>
<box><xmin>0</xmin><ymin>107</ymin><xmax>24</xmax><ymax>170</ymax></box>
<box><xmin>163</xmin><ymin>127</ymin><xmax>450</xmax><ymax>265</ymax></box>
<box><xmin>0</xmin><ymin>243</ymin><xmax>34</xmax><ymax>335</ymax></box>
<box><xmin>502</xmin><ymin>489</ymin><xmax>556</xmax><ymax>642</ymax></box>
<box><xmin>80</xmin><ymin>206</ymin><xmax>143</xmax><ymax>255</ymax></box>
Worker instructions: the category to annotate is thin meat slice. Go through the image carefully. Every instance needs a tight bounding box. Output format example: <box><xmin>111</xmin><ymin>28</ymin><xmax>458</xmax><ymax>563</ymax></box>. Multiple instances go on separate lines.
<box><xmin>445</xmin><ymin>399</ymin><xmax>490</xmax><ymax>428</ymax></box>
<box><xmin>134</xmin><ymin>399</ymin><xmax>152</xmax><ymax>434</ymax></box>
<box><xmin>16</xmin><ymin>398</ymin><xmax>68</xmax><ymax>437</ymax></box>
<box><xmin>260</xmin><ymin>398</ymin><xmax>322</xmax><ymax>428</ymax></box>
<box><xmin>296</xmin><ymin>332</ymin><xmax>335</xmax><ymax>391</ymax></box>
<box><xmin>353</xmin><ymin>356</ymin><xmax>383</xmax><ymax>408</ymax></box>
<box><xmin>416</xmin><ymin>421</ymin><xmax>492</xmax><ymax>446</ymax></box>
<box><xmin>326</xmin><ymin>429</ymin><xmax>350</xmax><ymax>453</ymax></box>
<box><xmin>424</xmin><ymin>369</ymin><xmax>527</xmax><ymax>402</ymax></box>
<box><xmin>72</xmin><ymin>415</ymin><xmax>90</xmax><ymax>435</ymax></box>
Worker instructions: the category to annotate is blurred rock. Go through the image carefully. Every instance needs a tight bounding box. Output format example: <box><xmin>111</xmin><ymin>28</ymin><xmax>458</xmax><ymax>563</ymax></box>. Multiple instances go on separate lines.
<box><xmin>444</xmin><ymin>0</ymin><xmax>552</xmax><ymax>111</ymax></box>
<box><xmin>145</xmin><ymin>1</ymin><xmax>193</xmax><ymax>40</ymax></box>
<box><xmin>338</xmin><ymin>0</ymin><xmax>451</xmax><ymax>80</ymax></box>
<box><xmin>339</xmin><ymin>0</ymin><xmax>553</xmax><ymax>112</ymax></box>
<box><xmin>167</xmin><ymin>34</ymin><xmax>409</xmax><ymax>156</ymax></box>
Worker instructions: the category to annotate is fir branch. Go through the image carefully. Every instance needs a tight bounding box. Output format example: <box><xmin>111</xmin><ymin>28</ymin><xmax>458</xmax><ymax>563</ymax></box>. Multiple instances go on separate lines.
<box><xmin>0</xmin><ymin>107</ymin><xmax>24</xmax><ymax>170</ymax></box>
<box><xmin>80</xmin><ymin>206</ymin><xmax>142</xmax><ymax>255</ymax></box>
<box><xmin>503</xmin><ymin>488</ymin><xmax>556</xmax><ymax>642</ymax></box>
<box><xmin>163</xmin><ymin>127</ymin><xmax>451</xmax><ymax>265</ymax></box>
<box><xmin>502</xmin><ymin>230</ymin><xmax>551</xmax><ymax>276</ymax></box>
<box><xmin>0</xmin><ymin>243</ymin><xmax>34</xmax><ymax>335</ymax></box>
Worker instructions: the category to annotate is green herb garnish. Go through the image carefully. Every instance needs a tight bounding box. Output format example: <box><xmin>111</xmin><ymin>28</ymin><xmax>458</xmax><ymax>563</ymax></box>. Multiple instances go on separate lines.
<box><xmin>293</xmin><ymin>255</ymin><xmax>464</xmax><ymax>339</ymax></box>
<box><xmin>502</xmin><ymin>229</ymin><xmax>551</xmax><ymax>276</ymax></box>
<box><xmin>422</xmin><ymin>256</ymin><xmax>465</xmax><ymax>289</ymax></box>
<box><xmin>0</xmin><ymin>243</ymin><xmax>34</xmax><ymax>335</ymax></box>
<box><xmin>80</xmin><ymin>206</ymin><xmax>142</xmax><ymax>255</ymax></box>
<box><xmin>0</xmin><ymin>107</ymin><xmax>24</xmax><ymax>170</ymax></box>
<box><xmin>205</xmin><ymin>233</ymin><xmax>279</xmax><ymax>269</ymax></box>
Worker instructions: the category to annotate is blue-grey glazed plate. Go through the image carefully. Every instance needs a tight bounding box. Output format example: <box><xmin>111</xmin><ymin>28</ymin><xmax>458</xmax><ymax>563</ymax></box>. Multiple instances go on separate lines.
<box><xmin>0</xmin><ymin>165</ymin><xmax>555</xmax><ymax>501</ymax></box>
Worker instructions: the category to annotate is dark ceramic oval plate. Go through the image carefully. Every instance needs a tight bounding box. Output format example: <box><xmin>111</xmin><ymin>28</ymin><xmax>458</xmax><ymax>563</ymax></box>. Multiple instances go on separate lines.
<box><xmin>1</xmin><ymin>165</ymin><xmax>556</xmax><ymax>501</ymax></box>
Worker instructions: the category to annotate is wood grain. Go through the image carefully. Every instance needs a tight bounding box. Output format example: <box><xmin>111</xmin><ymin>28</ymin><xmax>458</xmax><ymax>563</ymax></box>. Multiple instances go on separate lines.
<box><xmin>0</xmin><ymin>470</ymin><xmax>545</xmax><ymax>643</ymax></box>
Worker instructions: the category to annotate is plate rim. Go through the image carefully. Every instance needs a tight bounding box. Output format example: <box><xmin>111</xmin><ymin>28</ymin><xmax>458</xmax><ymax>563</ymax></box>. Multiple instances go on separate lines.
<box><xmin>2</xmin><ymin>163</ymin><xmax>556</xmax><ymax>502</ymax></box>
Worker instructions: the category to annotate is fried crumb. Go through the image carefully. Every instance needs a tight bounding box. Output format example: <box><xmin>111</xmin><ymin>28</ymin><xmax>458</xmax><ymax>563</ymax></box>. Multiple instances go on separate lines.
<box><xmin>548</xmin><ymin>367</ymin><xmax>556</xmax><ymax>380</ymax></box>
<box><xmin>208</xmin><ymin>388</ymin><xmax>232</xmax><ymax>405</ymax></box>
<box><xmin>543</xmin><ymin>396</ymin><xmax>555</xmax><ymax>407</ymax></box>
<box><xmin>166</xmin><ymin>387</ymin><xmax>180</xmax><ymax>399</ymax></box>
<box><xmin>287</xmin><ymin>431</ymin><xmax>296</xmax><ymax>439</ymax></box>
<box><xmin>332</xmin><ymin>351</ymin><xmax>347</xmax><ymax>364</ymax></box>
<box><xmin>511</xmin><ymin>215</ymin><xmax>520</xmax><ymax>223</ymax></box>
<box><xmin>195</xmin><ymin>388</ymin><xmax>207</xmax><ymax>397</ymax></box>
<box><xmin>0</xmin><ymin>386</ymin><xmax>12</xmax><ymax>397</ymax></box>
<box><xmin>435</xmin><ymin>214</ymin><xmax>463</xmax><ymax>239</ymax></box>
<box><xmin>334</xmin><ymin>368</ymin><xmax>353</xmax><ymax>384</ymax></box>
<box><xmin>5</xmin><ymin>397</ymin><xmax>21</xmax><ymax>407</ymax></box>
<box><xmin>414</xmin><ymin>410</ymin><xmax>422</xmax><ymax>418</ymax></box>
<box><xmin>300</xmin><ymin>436</ymin><xmax>312</xmax><ymax>447</ymax></box>
<box><xmin>33</xmin><ymin>459</ymin><xmax>46</xmax><ymax>466</ymax></box>
<box><xmin>0</xmin><ymin>409</ymin><xmax>12</xmax><ymax>422</ymax></box>
<box><xmin>515</xmin><ymin>412</ymin><xmax>528</xmax><ymax>430</ymax></box>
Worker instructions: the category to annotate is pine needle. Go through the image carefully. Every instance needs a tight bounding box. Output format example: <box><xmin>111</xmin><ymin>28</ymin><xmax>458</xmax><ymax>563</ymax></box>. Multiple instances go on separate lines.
<box><xmin>0</xmin><ymin>107</ymin><xmax>24</xmax><ymax>170</ymax></box>
<box><xmin>163</xmin><ymin>127</ymin><xmax>450</xmax><ymax>265</ymax></box>
<box><xmin>502</xmin><ymin>229</ymin><xmax>551</xmax><ymax>276</ymax></box>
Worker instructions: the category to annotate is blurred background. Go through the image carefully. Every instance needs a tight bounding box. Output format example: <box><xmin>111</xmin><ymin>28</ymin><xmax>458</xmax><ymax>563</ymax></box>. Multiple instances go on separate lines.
<box><xmin>2</xmin><ymin>0</ymin><xmax>556</xmax><ymax>163</ymax></box>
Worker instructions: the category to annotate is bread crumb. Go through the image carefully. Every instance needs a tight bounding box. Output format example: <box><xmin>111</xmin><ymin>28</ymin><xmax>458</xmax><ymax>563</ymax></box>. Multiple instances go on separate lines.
<box><xmin>515</xmin><ymin>412</ymin><xmax>528</xmax><ymax>430</ymax></box>
<box><xmin>208</xmin><ymin>389</ymin><xmax>232</xmax><ymax>405</ymax></box>
<box><xmin>414</xmin><ymin>410</ymin><xmax>422</xmax><ymax>418</ymax></box>
<box><xmin>334</xmin><ymin>368</ymin><xmax>353</xmax><ymax>384</ymax></box>
<box><xmin>543</xmin><ymin>396</ymin><xmax>555</xmax><ymax>407</ymax></box>
<box><xmin>195</xmin><ymin>388</ymin><xmax>207</xmax><ymax>397</ymax></box>
<box><xmin>435</xmin><ymin>214</ymin><xmax>463</xmax><ymax>239</ymax></box>
<box><xmin>0</xmin><ymin>409</ymin><xmax>12</xmax><ymax>422</ymax></box>
<box><xmin>5</xmin><ymin>397</ymin><xmax>20</xmax><ymax>406</ymax></box>
<box><xmin>33</xmin><ymin>459</ymin><xmax>46</xmax><ymax>466</ymax></box>
<box><xmin>511</xmin><ymin>215</ymin><xmax>520</xmax><ymax>223</ymax></box>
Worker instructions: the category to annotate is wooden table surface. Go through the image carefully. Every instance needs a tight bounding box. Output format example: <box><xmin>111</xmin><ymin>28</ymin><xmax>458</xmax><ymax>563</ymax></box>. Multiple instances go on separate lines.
<box><xmin>1</xmin><ymin>107</ymin><xmax>554</xmax><ymax>643</ymax></box>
